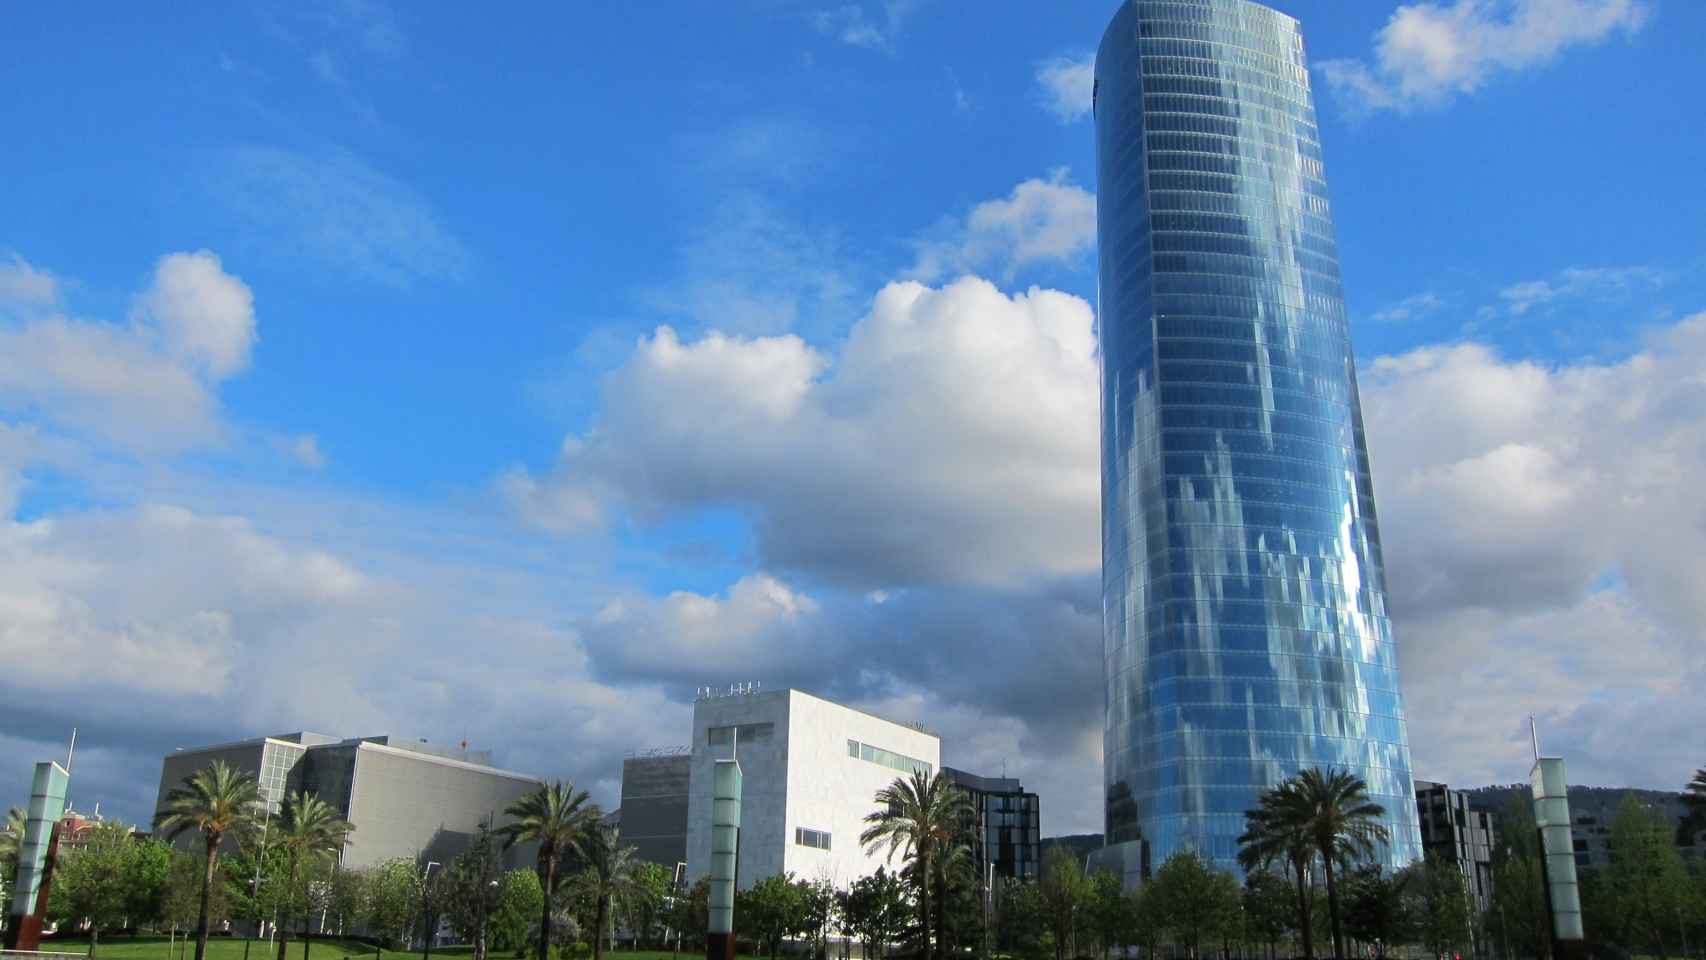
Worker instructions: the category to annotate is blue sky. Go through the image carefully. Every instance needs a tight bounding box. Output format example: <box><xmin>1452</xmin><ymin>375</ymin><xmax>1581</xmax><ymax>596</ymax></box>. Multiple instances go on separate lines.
<box><xmin>3</xmin><ymin>0</ymin><xmax>1703</xmax><ymax>834</ymax></box>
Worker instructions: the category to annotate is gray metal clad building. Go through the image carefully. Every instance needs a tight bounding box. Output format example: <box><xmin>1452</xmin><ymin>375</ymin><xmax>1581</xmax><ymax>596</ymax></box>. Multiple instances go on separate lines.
<box><xmin>619</xmin><ymin>752</ymin><xmax>690</xmax><ymax>870</ymax></box>
<box><xmin>155</xmin><ymin>733</ymin><xmax>542</xmax><ymax>869</ymax></box>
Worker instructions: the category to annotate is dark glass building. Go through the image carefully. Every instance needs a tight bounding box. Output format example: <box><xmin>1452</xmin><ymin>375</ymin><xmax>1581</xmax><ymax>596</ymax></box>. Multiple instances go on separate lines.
<box><xmin>944</xmin><ymin>767</ymin><xmax>1041</xmax><ymax>881</ymax></box>
<box><xmin>1093</xmin><ymin>0</ymin><xmax>1423</xmax><ymax>879</ymax></box>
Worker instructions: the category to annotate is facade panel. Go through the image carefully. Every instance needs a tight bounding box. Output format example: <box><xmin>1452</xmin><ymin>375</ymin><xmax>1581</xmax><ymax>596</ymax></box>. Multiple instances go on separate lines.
<box><xmin>1095</xmin><ymin>0</ymin><xmax>1422</xmax><ymax>878</ymax></box>
<box><xmin>621</xmin><ymin>754</ymin><xmax>691</xmax><ymax>869</ymax></box>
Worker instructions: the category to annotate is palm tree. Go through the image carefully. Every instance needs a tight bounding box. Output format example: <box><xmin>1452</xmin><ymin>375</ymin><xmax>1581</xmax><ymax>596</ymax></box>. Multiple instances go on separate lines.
<box><xmin>1292</xmin><ymin>768</ymin><xmax>1390</xmax><ymax>960</ymax></box>
<box><xmin>1682</xmin><ymin>769</ymin><xmax>1706</xmax><ymax>841</ymax></box>
<box><xmin>496</xmin><ymin>781</ymin><xmax>600</xmax><ymax>960</ymax></box>
<box><xmin>576</xmin><ymin>825</ymin><xmax>645</xmax><ymax>960</ymax></box>
<box><xmin>273</xmin><ymin>791</ymin><xmax>355</xmax><ymax>960</ymax></box>
<box><xmin>155</xmin><ymin>760</ymin><xmax>265</xmax><ymax>960</ymax></box>
<box><xmin>860</xmin><ymin>769</ymin><xmax>973</xmax><ymax>960</ymax></box>
<box><xmin>1239</xmin><ymin>783</ymin><xmax>1317</xmax><ymax>960</ymax></box>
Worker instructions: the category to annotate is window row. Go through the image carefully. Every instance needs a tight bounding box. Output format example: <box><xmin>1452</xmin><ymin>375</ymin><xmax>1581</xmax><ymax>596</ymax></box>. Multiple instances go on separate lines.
<box><xmin>1141</xmin><ymin>76</ymin><xmax>1320</xmax><ymax>126</ymax></box>
<box><xmin>1148</xmin><ymin>186</ymin><xmax>1335</xmax><ymax>233</ymax></box>
<box><xmin>1144</xmin><ymin>110</ymin><xmax>1321</xmax><ymax>152</ymax></box>
<box><xmin>1139</xmin><ymin>55</ymin><xmax>1311</xmax><ymax>103</ymax></box>
<box><xmin>846</xmin><ymin>739</ymin><xmax>932</xmax><ymax>777</ymax></box>
<box><xmin>1137</xmin><ymin>37</ymin><xmax>1305</xmax><ymax>81</ymax></box>
<box><xmin>706</xmin><ymin>722</ymin><xmax>773</xmax><ymax>746</ymax></box>
<box><xmin>1136</xmin><ymin>21</ymin><xmax>1303</xmax><ymax>64</ymax></box>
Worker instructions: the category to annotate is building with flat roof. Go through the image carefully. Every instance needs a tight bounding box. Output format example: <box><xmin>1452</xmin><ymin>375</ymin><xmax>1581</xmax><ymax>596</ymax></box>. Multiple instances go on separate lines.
<box><xmin>620</xmin><ymin>751</ymin><xmax>691</xmax><ymax>870</ymax></box>
<box><xmin>155</xmin><ymin>732</ymin><xmax>540</xmax><ymax>868</ymax></box>
<box><xmin>944</xmin><ymin>767</ymin><xmax>1040</xmax><ymax>882</ymax></box>
<box><xmin>684</xmin><ymin>688</ymin><xmax>940</xmax><ymax>889</ymax></box>
<box><xmin>1415</xmin><ymin>780</ymin><xmax>1496</xmax><ymax>913</ymax></box>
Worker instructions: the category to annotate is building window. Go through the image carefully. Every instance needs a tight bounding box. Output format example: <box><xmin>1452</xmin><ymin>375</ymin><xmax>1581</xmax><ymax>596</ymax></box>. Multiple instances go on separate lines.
<box><xmin>707</xmin><ymin>723</ymin><xmax>773</xmax><ymax>746</ymax></box>
<box><xmin>845</xmin><ymin>739</ymin><xmax>932</xmax><ymax>777</ymax></box>
<box><xmin>795</xmin><ymin>827</ymin><xmax>831</xmax><ymax>850</ymax></box>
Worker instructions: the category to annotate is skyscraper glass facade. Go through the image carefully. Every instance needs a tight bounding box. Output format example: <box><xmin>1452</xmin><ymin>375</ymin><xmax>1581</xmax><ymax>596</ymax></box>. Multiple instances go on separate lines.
<box><xmin>1094</xmin><ymin>0</ymin><xmax>1423</xmax><ymax>877</ymax></box>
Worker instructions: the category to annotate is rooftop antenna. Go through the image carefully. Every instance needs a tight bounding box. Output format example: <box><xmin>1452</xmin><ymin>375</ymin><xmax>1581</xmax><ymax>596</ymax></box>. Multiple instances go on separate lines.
<box><xmin>66</xmin><ymin>726</ymin><xmax>78</xmax><ymax>774</ymax></box>
<box><xmin>1529</xmin><ymin>715</ymin><xmax>1541</xmax><ymax>761</ymax></box>
<box><xmin>732</xmin><ymin>724</ymin><xmax>739</xmax><ymax>763</ymax></box>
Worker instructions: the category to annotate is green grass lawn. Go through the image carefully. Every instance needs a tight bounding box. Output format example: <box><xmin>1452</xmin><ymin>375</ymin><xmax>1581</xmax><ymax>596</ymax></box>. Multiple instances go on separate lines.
<box><xmin>41</xmin><ymin>936</ymin><xmax>385</xmax><ymax>960</ymax></box>
<box><xmin>39</xmin><ymin>940</ymin><xmax>762</xmax><ymax>960</ymax></box>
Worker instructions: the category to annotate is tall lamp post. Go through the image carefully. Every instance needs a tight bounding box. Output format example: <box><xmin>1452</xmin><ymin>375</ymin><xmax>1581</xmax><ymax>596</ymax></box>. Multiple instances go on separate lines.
<box><xmin>419</xmin><ymin>861</ymin><xmax>440</xmax><ymax>960</ymax></box>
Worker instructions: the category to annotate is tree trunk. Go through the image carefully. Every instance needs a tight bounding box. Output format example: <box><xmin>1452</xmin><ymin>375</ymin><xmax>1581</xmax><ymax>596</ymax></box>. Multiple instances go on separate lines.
<box><xmin>1321</xmin><ymin>855</ymin><xmax>1344</xmax><ymax>960</ymax></box>
<box><xmin>594</xmin><ymin>894</ymin><xmax>609</xmax><ymax>960</ymax></box>
<box><xmin>91</xmin><ymin>926</ymin><xmax>100</xmax><ymax>959</ymax></box>
<box><xmin>279</xmin><ymin>855</ymin><xmax>301</xmax><ymax>960</ymax></box>
<box><xmin>1292</xmin><ymin>857</ymin><xmax>1315</xmax><ymax>960</ymax></box>
<box><xmin>919</xmin><ymin>850</ymin><xmax>933</xmax><ymax>960</ymax></box>
<box><xmin>197</xmin><ymin>834</ymin><xmax>219</xmax><ymax>960</ymax></box>
<box><xmin>538</xmin><ymin>855</ymin><xmax>555</xmax><ymax>960</ymax></box>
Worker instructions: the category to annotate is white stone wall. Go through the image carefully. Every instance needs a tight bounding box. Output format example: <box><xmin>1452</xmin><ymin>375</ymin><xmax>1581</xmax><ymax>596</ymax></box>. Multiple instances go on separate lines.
<box><xmin>684</xmin><ymin>689</ymin><xmax>940</xmax><ymax>891</ymax></box>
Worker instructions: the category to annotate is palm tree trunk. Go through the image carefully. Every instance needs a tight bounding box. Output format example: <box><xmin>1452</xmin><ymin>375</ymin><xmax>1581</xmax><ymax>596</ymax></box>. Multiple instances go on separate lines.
<box><xmin>919</xmin><ymin>851</ymin><xmax>933</xmax><ymax>960</ymax></box>
<box><xmin>594</xmin><ymin>895</ymin><xmax>609</xmax><ymax>960</ymax></box>
<box><xmin>538</xmin><ymin>856</ymin><xmax>555</xmax><ymax>960</ymax></box>
<box><xmin>1321</xmin><ymin>856</ymin><xmax>1344</xmax><ymax>960</ymax></box>
<box><xmin>197</xmin><ymin>835</ymin><xmax>219</xmax><ymax>960</ymax></box>
<box><xmin>278</xmin><ymin>856</ymin><xmax>300</xmax><ymax>960</ymax></box>
<box><xmin>1291</xmin><ymin>858</ymin><xmax>1314</xmax><ymax>960</ymax></box>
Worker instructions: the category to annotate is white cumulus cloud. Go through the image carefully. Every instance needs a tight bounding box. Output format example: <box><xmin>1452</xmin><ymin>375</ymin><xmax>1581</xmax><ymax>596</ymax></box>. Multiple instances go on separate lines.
<box><xmin>1320</xmin><ymin>0</ymin><xmax>1650</xmax><ymax>114</ymax></box>
<box><xmin>910</xmin><ymin>170</ymin><xmax>1097</xmax><ymax>283</ymax></box>
<box><xmin>508</xmin><ymin>276</ymin><xmax>1101</xmax><ymax>588</ymax></box>
<box><xmin>136</xmin><ymin>250</ymin><xmax>258</xmax><ymax>377</ymax></box>
<box><xmin>0</xmin><ymin>251</ymin><xmax>256</xmax><ymax>450</ymax></box>
<box><xmin>1036</xmin><ymin>53</ymin><xmax>1095</xmax><ymax>122</ymax></box>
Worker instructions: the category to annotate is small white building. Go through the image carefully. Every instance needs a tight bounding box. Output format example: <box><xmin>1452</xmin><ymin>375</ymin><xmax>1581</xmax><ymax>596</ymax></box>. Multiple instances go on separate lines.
<box><xmin>684</xmin><ymin>688</ymin><xmax>941</xmax><ymax>889</ymax></box>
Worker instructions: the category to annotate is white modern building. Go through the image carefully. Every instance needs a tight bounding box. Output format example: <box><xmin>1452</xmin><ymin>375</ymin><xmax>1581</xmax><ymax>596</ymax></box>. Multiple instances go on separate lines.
<box><xmin>683</xmin><ymin>688</ymin><xmax>941</xmax><ymax>889</ymax></box>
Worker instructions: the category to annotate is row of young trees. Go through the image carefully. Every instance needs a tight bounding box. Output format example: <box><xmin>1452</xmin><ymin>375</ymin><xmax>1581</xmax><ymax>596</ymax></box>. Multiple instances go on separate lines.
<box><xmin>16</xmin><ymin>762</ymin><xmax>670</xmax><ymax>960</ymax></box>
<box><xmin>844</xmin><ymin>766</ymin><xmax>1477</xmax><ymax>960</ymax></box>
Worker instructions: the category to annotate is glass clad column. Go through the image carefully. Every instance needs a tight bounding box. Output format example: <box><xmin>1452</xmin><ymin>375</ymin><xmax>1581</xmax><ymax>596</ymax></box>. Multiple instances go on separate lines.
<box><xmin>1094</xmin><ymin>0</ymin><xmax>1423</xmax><ymax>878</ymax></box>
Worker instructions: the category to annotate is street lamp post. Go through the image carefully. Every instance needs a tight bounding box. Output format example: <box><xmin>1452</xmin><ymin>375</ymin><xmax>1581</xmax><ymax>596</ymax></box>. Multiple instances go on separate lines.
<box><xmin>419</xmin><ymin>862</ymin><xmax>440</xmax><ymax>960</ymax></box>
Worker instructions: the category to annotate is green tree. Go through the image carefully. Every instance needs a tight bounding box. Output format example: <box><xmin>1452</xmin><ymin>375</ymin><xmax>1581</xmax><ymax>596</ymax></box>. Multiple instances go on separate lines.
<box><xmin>492</xmin><ymin>869</ymin><xmax>546</xmax><ymax>955</ymax></box>
<box><xmin>841</xmin><ymin>869</ymin><xmax>912</xmax><ymax>960</ymax></box>
<box><xmin>324</xmin><ymin>867</ymin><xmax>368</xmax><ymax>937</ymax></box>
<box><xmin>574</xmin><ymin>826</ymin><xmax>646</xmax><ymax>960</ymax></box>
<box><xmin>738</xmin><ymin>873</ymin><xmax>807</xmax><ymax>959</ymax></box>
<box><xmin>1037</xmin><ymin>847</ymin><xmax>1088</xmax><ymax>960</ymax></box>
<box><xmin>155</xmin><ymin>759</ymin><xmax>265</xmax><ymax>960</ymax></box>
<box><xmin>166</xmin><ymin>848</ymin><xmax>229</xmax><ymax>946</ymax></box>
<box><xmin>1413</xmin><ymin>856</ymin><xmax>1472</xmax><ymax>957</ymax></box>
<box><xmin>420</xmin><ymin>859</ymin><xmax>457</xmax><ymax>959</ymax></box>
<box><xmin>496</xmin><ymin>782</ymin><xmax>600</xmax><ymax>960</ymax></box>
<box><xmin>271</xmin><ymin>791</ymin><xmax>354</xmax><ymax>960</ymax></box>
<box><xmin>1240</xmin><ymin>783</ymin><xmax>1319</xmax><ymax>960</ymax></box>
<box><xmin>1243</xmin><ymin>870</ymin><xmax>1295</xmax><ymax>960</ymax></box>
<box><xmin>1681</xmin><ymin>769</ymin><xmax>1706</xmax><ymax>845</ymax></box>
<box><xmin>1487</xmin><ymin>798</ymin><xmax>1550</xmax><ymax>960</ymax></box>
<box><xmin>127</xmin><ymin>837</ymin><xmax>175</xmax><ymax>930</ymax></box>
<box><xmin>622</xmin><ymin>860</ymin><xmax>672</xmax><ymax>949</ymax></box>
<box><xmin>368</xmin><ymin>859</ymin><xmax>424</xmax><ymax>948</ymax></box>
<box><xmin>1604</xmin><ymin>793</ymin><xmax>1692</xmax><ymax>956</ymax></box>
<box><xmin>0</xmin><ymin>806</ymin><xmax>24</xmax><ymax>877</ymax></box>
<box><xmin>992</xmin><ymin>879</ymin><xmax>1048</xmax><ymax>960</ymax></box>
<box><xmin>798</xmin><ymin>878</ymin><xmax>837</xmax><ymax>960</ymax></box>
<box><xmin>1342</xmin><ymin>865</ymin><xmax>1408</xmax><ymax>950</ymax></box>
<box><xmin>1128</xmin><ymin>885</ymin><xmax>1161</xmax><ymax>960</ymax></box>
<box><xmin>446</xmin><ymin>825</ymin><xmax>505</xmax><ymax>960</ymax></box>
<box><xmin>860</xmin><ymin>770</ymin><xmax>972</xmax><ymax>960</ymax></box>
<box><xmin>1148</xmin><ymin>850</ymin><xmax>1239</xmax><ymax>960</ymax></box>
<box><xmin>49</xmin><ymin>821</ymin><xmax>140</xmax><ymax>958</ymax></box>
<box><xmin>1084</xmin><ymin>869</ymin><xmax>1127</xmax><ymax>959</ymax></box>
<box><xmin>1290</xmin><ymin>768</ymin><xmax>1390</xmax><ymax>960</ymax></box>
<box><xmin>666</xmin><ymin>877</ymin><xmax>709</xmax><ymax>954</ymax></box>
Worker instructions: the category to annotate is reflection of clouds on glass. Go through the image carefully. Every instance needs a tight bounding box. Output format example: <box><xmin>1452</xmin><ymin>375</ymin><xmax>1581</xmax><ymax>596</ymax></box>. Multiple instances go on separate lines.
<box><xmin>1095</xmin><ymin>0</ymin><xmax>1422</xmax><ymax>875</ymax></box>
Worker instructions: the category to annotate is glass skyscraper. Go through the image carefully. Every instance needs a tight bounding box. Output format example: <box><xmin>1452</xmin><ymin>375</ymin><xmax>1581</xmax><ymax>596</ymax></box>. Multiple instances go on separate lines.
<box><xmin>1093</xmin><ymin>0</ymin><xmax>1423</xmax><ymax>879</ymax></box>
